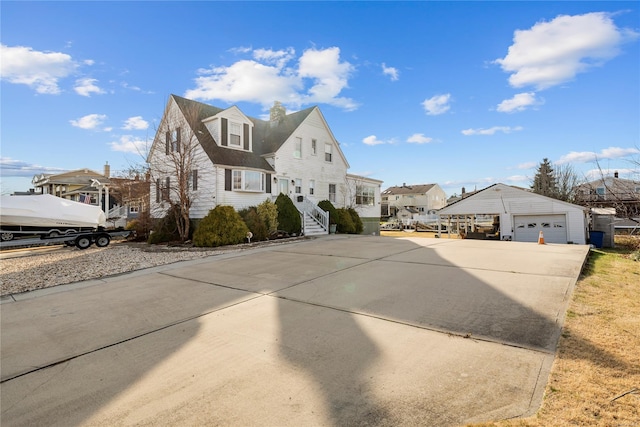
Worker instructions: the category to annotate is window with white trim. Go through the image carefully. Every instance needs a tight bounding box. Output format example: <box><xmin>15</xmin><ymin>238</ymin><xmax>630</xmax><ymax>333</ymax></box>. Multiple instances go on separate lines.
<box><xmin>295</xmin><ymin>178</ymin><xmax>302</xmax><ymax>193</ymax></box>
<box><xmin>311</xmin><ymin>139</ymin><xmax>317</xmax><ymax>155</ymax></box>
<box><xmin>356</xmin><ymin>185</ymin><xmax>375</xmax><ymax>206</ymax></box>
<box><xmin>329</xmin><ymin>184</ymin><xmax>336</xmax><ymax>202</ymax></box>
<box><xmin>309</xmin><ymin>179</ymin><xmax>315</xmax><ymax>195</ymax></box>
<box><xmin>325</xmin><ymin>143</ymin><xmax>333</xmax><ymax>162</ymax></box>
<box><xmin>129</xmin><ymin>203</ymin><xmax>140</xmax><ymax>213</ymax></box>
<box><xmin>233</xmin><ymin>170</ymin><xmax>264</xmax><ymax>192</ymax></box>
<box><xmin>294</xmin><ymin>137</ymin><xmax>302</xmax><ymax>159</ymax></box>
<box><xmin>229</xmin><ymin>121</ymin><xmax>242</xmax><ymax>147</ymax></box>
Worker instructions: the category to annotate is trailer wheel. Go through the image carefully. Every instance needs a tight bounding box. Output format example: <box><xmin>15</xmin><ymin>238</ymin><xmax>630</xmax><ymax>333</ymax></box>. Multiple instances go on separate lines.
<box><xmin>95</xmin><ymin>234</ymin><xmax>111</xmax><ymax>248</ymax></box>
<box><xmin>1</xmin><ymin>232</ymin><xmax>14</xmax><ymax>241</ymax></box>
<box><xmin>75</xmin><ymin>236</ymin><xmax>92</xmax><ymax>250</ymax></box>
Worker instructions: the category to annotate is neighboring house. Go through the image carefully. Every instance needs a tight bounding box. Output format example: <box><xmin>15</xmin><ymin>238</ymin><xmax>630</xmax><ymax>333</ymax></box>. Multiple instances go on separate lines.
<box><xmin>31</xmin><ymin>164</ymin><xmax>149</xmax><ymax>227</ymax></box>
<box><xmin>32</xmin><ymin>165</ymin><xmax>114</xmax><ymax>211</ymax></box>
<box><xmin>437</xmin><ymin>183</ymin><xmax>589</xmax><ymax>244</ymax></box>
<box><xmin>573</xmin><ymin>172</ymin><xmax>640</xmax><ymax>217</ymax></box>
<box><xmin>148</xmin><ymin>95</ymin><xmax>382</xmax><ymax>235</ymax></box>
<box><xmin>381</xmin><ymin>183</ymin><xmax>446</xmax><ymax>220</ymax></box>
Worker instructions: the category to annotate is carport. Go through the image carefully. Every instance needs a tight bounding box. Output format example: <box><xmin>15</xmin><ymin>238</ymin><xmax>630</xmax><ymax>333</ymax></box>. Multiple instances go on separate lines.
<box><xmin>437</xmin><ymin>183</ymin><xmax>589</xmax><ymax>244</ymax></box>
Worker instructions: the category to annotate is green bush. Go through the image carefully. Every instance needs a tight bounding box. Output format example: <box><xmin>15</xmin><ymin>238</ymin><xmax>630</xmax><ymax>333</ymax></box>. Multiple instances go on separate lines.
<box><xmin>336</xmin><ymin>208</ymin><xmax>356</xmax><ymax>234</ymax></box>
<box><xmin>257</xmin><ymin>198</ymin><xmax>278</xmax><ymax>233</ymax></box>
<box><xmin>317</xmin><ymin>200</ymin><xmax>337</xmax><ymax>225</ymax></box>
<box><xmin>148</xmin><ymin>204</ymin><xmax>181</xmax><ymax>244</ymax></box>
<box><xmin>348</xmin><ymin>208</ymin><xmax>364</xmax><ymax>234</ymax></box>
<box><xmin>275</xmin><ymin>193</ymin><xmax>301</xmax><ymax>235</ymax></box>
<box><xmin>193</xmin><ymin>205</ymin><xmax>249</xmax><ymax>247</ymax></box>
<box><xmin>239</xmin><ymin>206</ymin><xmax>269</xmax><ymax>241</ymax></box>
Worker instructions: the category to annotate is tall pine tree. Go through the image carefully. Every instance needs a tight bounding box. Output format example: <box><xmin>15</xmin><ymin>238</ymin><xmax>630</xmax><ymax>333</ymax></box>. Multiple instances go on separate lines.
<box><xmin>531</xmin><ymin>158</ymin><xmax>559</xmax><ymax>198</ymax></box>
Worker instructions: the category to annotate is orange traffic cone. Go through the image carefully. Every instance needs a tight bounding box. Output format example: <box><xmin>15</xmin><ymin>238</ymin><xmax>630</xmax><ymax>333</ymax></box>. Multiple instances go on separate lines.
<box><xmin>538</xmin><ymin>230</ymin><xmax>545</xmax><ymax>245</ymax></box>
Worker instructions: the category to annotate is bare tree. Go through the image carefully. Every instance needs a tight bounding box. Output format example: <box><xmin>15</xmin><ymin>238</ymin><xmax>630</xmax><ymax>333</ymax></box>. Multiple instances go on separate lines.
<box><xmin>149</xmin><ymin>98</ymin><xmax>207</xmax><ymax>241</ymax></box>
<box><xmin>575</xmin><ymin>156</ymin><xmax>640</xmax><ymax>229</ymax></box>
<box><xmin>554</xmin><ymin>163</ymin><xmax>582</xmax><ymax>203</ymax></box>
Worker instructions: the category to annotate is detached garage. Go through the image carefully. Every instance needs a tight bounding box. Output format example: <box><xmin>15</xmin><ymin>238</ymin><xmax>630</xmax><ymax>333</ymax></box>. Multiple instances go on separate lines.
<box><xmin>437</xmin><ymin>183</ymin><xmax>588</xmax><ymax>244</ymax></box>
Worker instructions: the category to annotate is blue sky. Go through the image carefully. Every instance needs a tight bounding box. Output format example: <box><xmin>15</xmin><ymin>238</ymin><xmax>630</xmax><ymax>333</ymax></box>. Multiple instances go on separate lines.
<box><xmin>1</xmin><ymin>1</ymin><xmax>639</xmax><ymax>197</ymax></box>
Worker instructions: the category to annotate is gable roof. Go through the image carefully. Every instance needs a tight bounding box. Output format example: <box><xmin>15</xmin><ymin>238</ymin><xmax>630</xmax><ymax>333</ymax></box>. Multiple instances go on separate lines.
<box><xmin>438</xmin><ymin>183</ymin><xmax>588</xmax><ymax>214</ymax></box>
<box><xmin>171</xmin><ymin>95</ymin><xmax>316</xmax><ymax>171</ymax></box>
<box><xmin>382</xmin><ymin>183</ymin><xmax>438</xmax><ymax>195</ymax></box>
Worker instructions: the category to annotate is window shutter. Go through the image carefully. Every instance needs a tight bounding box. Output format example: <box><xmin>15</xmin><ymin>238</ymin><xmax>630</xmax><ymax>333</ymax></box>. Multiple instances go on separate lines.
<box><xmin>221</xmin><ymin>118</ymin><xmax>228</xmax><ymax>146</ymax></box>
<box><xmin>243</xmin><ymin>123</ymin><xmax>250</xmax><ymax>150</ymax></box>
<box><xmin>176</xmin><ymin>127</ymin><xmax>181</xmax><ymax>152</ymax></box>
<box><xmin>192</xmin><ymin>169</ymin><xmax>198</xmax><ymax>191</ymax></box>
<box><xmin>156</xmin><ymin>178</ymin><xmax>161</xmax><ymax>202</ymax></box>
<box><xmin>165</xmin><ymin>132</ymin><xmax>170</xmax><ymax>155</ymax></box>
<box><xmin>225</xmin><ymin>169</ymin><xmax>232</xmax><ymax>191</ymax></box>
<box><xmin>165</xmin><ymin>177</ymin><xmax>170</xmax><ymax>201</ymax></box>
<box><xmin>266</xmin><ymin>173</ymin><xmax>271</xmax><ymax>193</ymax></box>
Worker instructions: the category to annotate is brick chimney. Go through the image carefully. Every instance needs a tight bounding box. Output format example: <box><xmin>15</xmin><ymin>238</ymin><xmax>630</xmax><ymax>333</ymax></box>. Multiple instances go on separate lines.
<box><xmin>103</xmin><ymin>162</ymin><xmax>110</xmax><ymax>178</ymax></box>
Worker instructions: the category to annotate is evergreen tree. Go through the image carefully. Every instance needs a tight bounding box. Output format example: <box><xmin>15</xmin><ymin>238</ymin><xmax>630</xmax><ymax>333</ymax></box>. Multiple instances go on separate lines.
<box><xmin>275</xmin><ymin>193</ymin><xmax>302</xmax><ymax>235</ymax></box>
<box><xmin>531</xmin><ymin>158</ymin><xmax>559</xmax><ymax>198</ymax></box>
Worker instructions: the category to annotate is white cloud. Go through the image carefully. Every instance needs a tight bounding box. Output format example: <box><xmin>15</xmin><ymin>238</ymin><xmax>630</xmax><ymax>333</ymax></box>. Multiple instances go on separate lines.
<box><xmin>253</xmin><ymin>47</ymin><xmax>295</xmax><ymax>68</ymax></box>
<box><xmin>122</xmin><ymin>116</ymin><xmax>149</xmax><ymax>130</ymax></box>
<box><xmin>495</xmin><ymin>12</ymin><xmax>639</xmax><ymax>90</ymax></box>
<box><xmin>0</xmin><ymin>157</ymin><xmax>66</xmax><ymax>177</ymax></box>
<box><xmin>109</xmin><ymin>135</ymin><xmax>148</xmax><ymax>154</ymax></box>
<box><xmin>382</xmin><ymin>63</ymin><xmax>399</xmax><ymax>81</ymax></box>
<box><xmin>584</xmin><ymin>168</ymin><xmax>639</xmax><ymax>180</ymax></box>
<box><xmin>422</xmin><ymin>93</ymin><xmax>451</xmax><ymax>115</ymax></box>
<box><xmin>516</xmin><ymin>161</ymin><xmax>537</xmax><ymax>170</ymax></box>
<box><xmin>496</xmin><ymin>92</ymin><xmax>542</xmax><ymax>113</ymax></box>
<box><xmin>185</xmin><ymin>46</ymin><xmax>357</xmax><ymax>110</ymax></box>
<box><xmin>0</xmin><ymin>44</ymin><xmax>78</xmax><ymax>94</ymax></box>
<box><xmin>74</xmin><ymin>78</ymin><xmax>105</xmax><ymax>97</ymax></box>
<box><xmin>505</xmin><ymin>175</ymin><xmax>530</xmax><ymax>183</ymax></box>
<box><xmin>362</xmin><ymin>135</ymin><xmax>386</xmax><ymax>146</ymax></box>
<box><xmin>461</xmin><ymin>126</ymin><xmax>523</xmax><ymax>135</ymax></box>
<box><xmin>406</xmin><ymin>133</ymin><xmax>433</xmax><ymax>144</ymax></box>
<box><xmin>70</xmin><ymin>114</ymin><xmax>107</xmax><ymax>130</ymax></box>
<box><xmin>556</xmin><ymin>146</ymin><xmax>640</xmax><ymax>164</ymax></box>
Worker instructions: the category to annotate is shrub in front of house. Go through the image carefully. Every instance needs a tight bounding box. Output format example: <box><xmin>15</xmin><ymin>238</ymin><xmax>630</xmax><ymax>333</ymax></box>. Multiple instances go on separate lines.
<box><xmin>193</xmin><ymin>205</ymin><xmax>250</xmax><ymax>247</ymax></box>
<box><xmin>148</xmin><ymin>204</ymin><xmax>182</xmax><ymax>244</ymax></box>
<box><xmin>348</xmin><ymin>208</ymin><xmax>364</xmax><ymax>234</ymax></box>
<box><xmin>317</xmin><ymin>200</ymin><xmax>337</xmax><ymax>225</ymax></box>
<box><xmin>238</xmin><ymin>206</ymin><xmax>269</xmax><ymax>241</ymax></box>
<box><xmin>335</xmin><ymin>208</ymin><xmax>356</xmax><ymax>234</ymax></box>
<box><xmin>275</xmin><ymin>193</ymin><xmax>301</xmax><ymax>235</ymax></box>
<box><xmin>257</xmin><ymin>198</ymin><xmax>278</xmax><ymax>234</ymax></box>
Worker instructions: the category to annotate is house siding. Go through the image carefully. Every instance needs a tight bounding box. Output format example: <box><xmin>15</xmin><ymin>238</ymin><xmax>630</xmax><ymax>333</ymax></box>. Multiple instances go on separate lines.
<box><xmin>148</xmin><ymin>96</ymin><xmax>383</xmax><ymax>230</ymax></box>
<box><xmin>271</xmin><ymin>109</ymin><xmax>348</xmax><ymax>206</ymax></box>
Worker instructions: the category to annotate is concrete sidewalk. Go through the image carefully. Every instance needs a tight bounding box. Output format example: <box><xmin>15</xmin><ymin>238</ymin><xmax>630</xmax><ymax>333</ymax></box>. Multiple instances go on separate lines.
<box><xmin>1</xmin><ymin>235</ymin><xmax>590</xmax><ymax>426</ymax></box>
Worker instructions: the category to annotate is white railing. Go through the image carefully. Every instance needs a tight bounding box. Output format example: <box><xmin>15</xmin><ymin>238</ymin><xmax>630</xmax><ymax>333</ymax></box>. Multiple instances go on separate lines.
<box><xmin>298</xmin><ymin>196</ymin><xmax>328</xmax><ymax>232</ymax></box>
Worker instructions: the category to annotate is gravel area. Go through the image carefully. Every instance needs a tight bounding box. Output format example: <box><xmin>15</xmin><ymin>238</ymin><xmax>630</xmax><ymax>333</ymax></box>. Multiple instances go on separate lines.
<box><xmin>0</xmin><ymin>238</ymin><xmax>308</xmax><ymax>297</ymax></box>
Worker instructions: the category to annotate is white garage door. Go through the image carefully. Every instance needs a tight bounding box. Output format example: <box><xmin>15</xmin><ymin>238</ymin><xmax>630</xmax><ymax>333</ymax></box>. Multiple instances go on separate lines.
<box><xmin>514</xmin><ymin>215</ymin><xmax>567</xmax><ymax>243</ymax></box>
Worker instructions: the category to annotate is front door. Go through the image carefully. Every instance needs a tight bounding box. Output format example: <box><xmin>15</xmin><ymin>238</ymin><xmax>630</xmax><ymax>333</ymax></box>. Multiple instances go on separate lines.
<box><xmin>278</xmin><ymin>178</ymin><xmax>289</xmax><ymax>196</ymax></box>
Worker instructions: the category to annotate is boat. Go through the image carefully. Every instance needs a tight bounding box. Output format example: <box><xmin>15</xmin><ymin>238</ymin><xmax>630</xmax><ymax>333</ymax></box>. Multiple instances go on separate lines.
<box><xmin>0</xmin><ymin>194</ymin><xmax>106</xmax><ymax>240</ymax></box>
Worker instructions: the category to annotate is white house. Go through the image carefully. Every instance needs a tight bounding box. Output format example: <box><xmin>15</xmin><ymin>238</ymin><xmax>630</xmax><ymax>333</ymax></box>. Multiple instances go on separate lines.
<box><xmin>437</xmin><ymin>183</ymin><xmax>589</xmax><ymax>244</ymax></box>
<box><xmin>148</xmin><ymin>95</ymin><xmax>382</xmax><ymax>235</ymax></box>
<box><xmin>381</xmin><ymin>183</ymin><xmax>447</xmax><ymax>221</ymax></box>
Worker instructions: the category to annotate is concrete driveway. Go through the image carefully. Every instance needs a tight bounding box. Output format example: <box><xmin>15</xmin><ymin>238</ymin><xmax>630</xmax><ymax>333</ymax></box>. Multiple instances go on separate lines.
<box><xmin>0</xmin><ymin>235</ymin><xmax>590</xmax><ymax>426</ymax></box>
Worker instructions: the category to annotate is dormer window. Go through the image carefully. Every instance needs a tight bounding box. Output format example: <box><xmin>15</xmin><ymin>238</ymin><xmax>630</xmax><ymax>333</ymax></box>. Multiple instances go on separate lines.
<box><xmin>220</xmin><ymin>117</ymin><xmax>250</xmax><ymax>150</ymax></box>
<box><xmin>229</xmin><ymin>122</ymin><xmax>242</xmax><ymax>147</ymax></box>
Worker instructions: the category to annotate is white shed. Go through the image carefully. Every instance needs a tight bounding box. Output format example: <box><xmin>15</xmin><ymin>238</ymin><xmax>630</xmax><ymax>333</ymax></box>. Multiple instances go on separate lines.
<box><xmin>437</xmin><ymin>183</ymin><xmax>588</xmax><ymax>244</ymax></box>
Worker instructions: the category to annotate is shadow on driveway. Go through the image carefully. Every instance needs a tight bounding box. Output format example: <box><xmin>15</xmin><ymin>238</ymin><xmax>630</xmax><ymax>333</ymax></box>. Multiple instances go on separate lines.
<box><xmin>1</xmin><ymin>235</ymin><xmax>624</xmax><ymax>426</ymax></box>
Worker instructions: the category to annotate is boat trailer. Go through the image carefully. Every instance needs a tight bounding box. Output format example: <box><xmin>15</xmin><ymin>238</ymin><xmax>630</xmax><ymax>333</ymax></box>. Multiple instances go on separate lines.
<box><xmin>0</xmin><ymin>229</ymin><xmax>133</xmax><ymax>250</ymax></box>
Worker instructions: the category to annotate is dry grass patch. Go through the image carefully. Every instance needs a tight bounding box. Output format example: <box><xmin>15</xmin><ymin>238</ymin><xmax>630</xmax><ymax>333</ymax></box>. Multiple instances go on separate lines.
<box><xmin>469</xmin><ymin>236</ymin><xmax>640</xmax><ymax>427</ymax></box>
